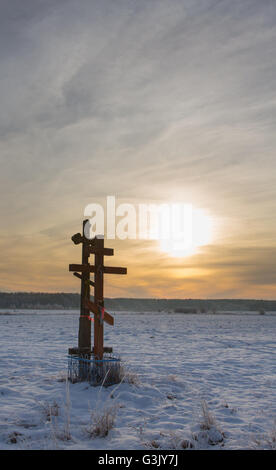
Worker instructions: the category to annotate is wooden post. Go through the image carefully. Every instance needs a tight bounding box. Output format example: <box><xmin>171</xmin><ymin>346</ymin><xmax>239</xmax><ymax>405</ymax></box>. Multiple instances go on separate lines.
<box><xmin>69</xmin><ymin>221</ymin><xmax>127</xmax><ymax>363</ymax></box>
<box><xmin>78</xmin><ymin>220</ymin><xmax>91</xmax><ymax>353</ymax></box>
<box><xmin>94</xmin><ymin>237</ymin><xmax>104</xmax><ymax>359</ymax></box>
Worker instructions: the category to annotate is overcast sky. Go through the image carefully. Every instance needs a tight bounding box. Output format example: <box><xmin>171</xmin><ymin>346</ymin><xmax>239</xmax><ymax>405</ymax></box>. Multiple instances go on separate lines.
<box><xmin>0</xmin><ymin>0</ymin><xmax>276</xmax><ymax>298</ymax></box>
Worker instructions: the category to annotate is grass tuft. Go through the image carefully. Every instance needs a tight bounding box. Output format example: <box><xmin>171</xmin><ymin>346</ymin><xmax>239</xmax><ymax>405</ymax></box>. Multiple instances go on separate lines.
<box><xmin>84</xmin><ymin>404</ymin><xmax>117</xmax><ymax>438</ymax></box>
<box><xmin>200</xmin><ymin>400</ymin><xmax>216</xmax><ymax>430</ymax></box>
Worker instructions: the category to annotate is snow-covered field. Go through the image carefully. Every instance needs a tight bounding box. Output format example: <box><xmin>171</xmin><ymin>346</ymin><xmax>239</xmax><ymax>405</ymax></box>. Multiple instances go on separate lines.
<box><xmin>0</xmin><ymin>311</ymin><xmax>275</xmax><ymax>450</ymax></box>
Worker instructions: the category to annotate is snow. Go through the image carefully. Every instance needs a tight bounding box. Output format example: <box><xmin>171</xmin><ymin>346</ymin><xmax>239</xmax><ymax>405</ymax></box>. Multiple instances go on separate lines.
<box><xmin>0</xmin><ymin>311</ymin><xmax>275</xmax><ymax>450</ymax></box>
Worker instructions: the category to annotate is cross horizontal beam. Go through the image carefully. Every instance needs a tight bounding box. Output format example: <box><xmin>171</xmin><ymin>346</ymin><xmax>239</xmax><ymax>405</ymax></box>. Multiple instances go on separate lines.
<box><xmin>104</xmin><ymin>266</ymin><xmax>127</xmax><ymax>274</ymax></box>
<box><xmin>68</xmin><ymin>346</ymin><xmax>113</xmax><ymax>355</ymax></box>
<box><xmin>69</xmin><ymin>264</ymin><xmax>127</xmax><ymax>275</ymax></box>
<box><xmin>89</xmin><ymin>247</ymin><xmax>114</xmax><ymax>256</ymax></box>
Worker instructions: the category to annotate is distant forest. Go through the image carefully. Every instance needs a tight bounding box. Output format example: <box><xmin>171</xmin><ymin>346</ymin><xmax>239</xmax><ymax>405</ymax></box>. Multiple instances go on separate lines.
<box><xmin>0</xmin><ymin>292</ymin><xmax>275</xmax><ymax>312</ymax></box>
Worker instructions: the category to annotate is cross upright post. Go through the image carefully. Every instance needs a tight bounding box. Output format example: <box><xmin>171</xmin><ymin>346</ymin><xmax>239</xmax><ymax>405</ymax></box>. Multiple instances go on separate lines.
<box><xmin>78</xmin><ymin>220</ymin><xmax>91</xmax><ymax>354</ymax></box>
<box><xmin>94</xmin><ymin>237</ymin><xmax>104</xmax><ymax>359</ymax></box>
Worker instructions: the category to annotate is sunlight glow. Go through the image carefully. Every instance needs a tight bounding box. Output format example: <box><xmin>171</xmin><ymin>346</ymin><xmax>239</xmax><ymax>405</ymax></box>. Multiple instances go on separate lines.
<box><xmin>158</xmin><ymin>206</ymin><xmax>213</xmax><ymax>258</ymax></box>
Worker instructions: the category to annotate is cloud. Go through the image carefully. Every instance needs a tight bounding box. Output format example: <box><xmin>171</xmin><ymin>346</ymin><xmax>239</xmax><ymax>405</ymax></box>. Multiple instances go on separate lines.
<box><xmin>0</xmin><ymin>0</ymin><xmax>276</xmax><ymax>296</ymax></box>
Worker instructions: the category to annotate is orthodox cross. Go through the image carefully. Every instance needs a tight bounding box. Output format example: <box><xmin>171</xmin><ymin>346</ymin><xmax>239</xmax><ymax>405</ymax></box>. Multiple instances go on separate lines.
<box><xmin>68</xmin><ymin>220</ymin><xmax>127</xmax><ymax>360</ymax></box>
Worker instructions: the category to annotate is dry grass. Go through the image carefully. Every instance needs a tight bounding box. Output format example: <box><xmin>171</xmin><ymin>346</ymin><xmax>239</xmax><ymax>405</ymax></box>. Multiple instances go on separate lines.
<box><xmin>62</xmin><ymin>379</ymin><xmax>71</xmax><ymax>440</ymax></box>
<box><xmin>39</xmin><ymin>400</ymin><xmax>59</xmax><ymax>422</ymax></box>
<box><xmin>253</xmin><ymin>423</ymin><xmax>276</xmax><ymax>449</ymax></box>
<box><xmin>192</xmin><ymin>401</ymin><xmax>225</xmax><ymax>447</ymax></box>
<box><xmin>168</xmin><ymin>431</ymin><xmax>184</xmax><ymax>449</ymax></box>
<box><xmin>110</xmin><ymin>362</ymin><xmax>139</xmax><ymax>386</ymax></box>
<box><xmin>145</xmin><ymin>439</ymin><xmax>160</xmax><ymax>449</ymax></box>
<box><xmin>267</xmin><ymin>427</ymin><xmax>276</xmax><ymax>449</ymax></box>
<box><xmin>104</xmin><ymin>363</ymin><xmax>124</xmax><ymax>386</ymax></box>
<box><xmin>158</xmin><ymin>431</ymin><xmax>195</xmax><ymax>450</ymax></box>
<box><xmin>181</xmin><ymin>439</ymin><xmax>195</xmax><ymax>449</ymax></box>
<box><xmin>8</xmin><ymin>431</ymin><xmax>24</xmax><ymax>444</ymax></box>
<box><xmin>84</xmin><ymin>404</ymin><xmax>117</xmax><ymax>438</ymax></box>
<box><xmin>49</xmin><ymin>379</ymin><xmax>71</xmax><ymax>442</ymax></box>
<box><xmin>105</xmin><ymin>363</ymin><xmax>140</xmax><ymax>387</ymax></box>
<box><xmin>200</xmin><ymin>400</ymin><xmax>216</xmax><ymax>430</ymax></box>
<box><xmin>122</xmin><ymin>369</ymin><xmax>140</xmax><ymax>385</ymax></box>
<box><xmin>56</xmin><ymin>371</ymin><xmax>67</xmax><ymax>383</ymax></box>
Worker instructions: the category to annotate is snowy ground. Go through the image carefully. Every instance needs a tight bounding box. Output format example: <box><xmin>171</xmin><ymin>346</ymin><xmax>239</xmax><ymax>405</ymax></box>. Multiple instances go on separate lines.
<box><xmin>0</xmin><ymin>311</ymin><xmax>275</xmax><ymax>450</ymax></box>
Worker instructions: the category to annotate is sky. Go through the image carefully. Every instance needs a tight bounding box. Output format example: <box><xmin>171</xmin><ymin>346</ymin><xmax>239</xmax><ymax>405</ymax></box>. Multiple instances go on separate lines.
<box><xmin>0</xmin><ymin>0</ymin><xmax>276</xmax><ymax>298</ymax></box>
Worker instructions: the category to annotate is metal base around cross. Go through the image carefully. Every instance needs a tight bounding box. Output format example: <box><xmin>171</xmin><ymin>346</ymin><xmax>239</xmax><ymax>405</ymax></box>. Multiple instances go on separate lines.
<box><xmin>68</xmin><ymin>352</ymin><xmax>122</xmax><ymax>387</ymax></box>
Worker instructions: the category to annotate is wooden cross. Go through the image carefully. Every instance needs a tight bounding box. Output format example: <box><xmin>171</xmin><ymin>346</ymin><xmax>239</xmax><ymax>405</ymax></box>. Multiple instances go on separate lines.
<box><xmin>69</xmin><ymin>220</ymin><xmax>127</xmax><ymax>360</ymax></box>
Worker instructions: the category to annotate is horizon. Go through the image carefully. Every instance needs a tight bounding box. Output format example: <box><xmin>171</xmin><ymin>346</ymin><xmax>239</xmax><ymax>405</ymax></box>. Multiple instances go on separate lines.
<box><xmin>1</xmin><ymin>291</ymin><xmax>276</xmax><ymax>302</ymax></box>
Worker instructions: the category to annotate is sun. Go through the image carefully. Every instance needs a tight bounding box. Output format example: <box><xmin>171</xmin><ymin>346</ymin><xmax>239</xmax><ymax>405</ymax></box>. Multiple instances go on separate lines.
<box><xmin>158</xmin><ymin>205</ymin><xmax>213</xmax><ymax>258</ymax></box>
